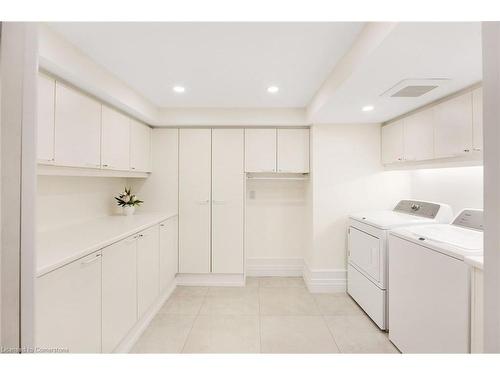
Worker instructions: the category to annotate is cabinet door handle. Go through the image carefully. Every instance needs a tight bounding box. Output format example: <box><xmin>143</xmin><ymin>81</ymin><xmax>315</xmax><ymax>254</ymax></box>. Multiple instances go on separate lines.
<box><xmin>82</xmin><ymin>253</ymin><xmax>101</xmax><ymax>265</ymax></box>
<box><xmin>196</xmin><ymin>199</ymin><xmax>210</xmax><ymax>205</ymax></box>
<box><xmin>473</xmin><ymin>148</ymin><xmax>482</xmax><ymax>152</ymax></box>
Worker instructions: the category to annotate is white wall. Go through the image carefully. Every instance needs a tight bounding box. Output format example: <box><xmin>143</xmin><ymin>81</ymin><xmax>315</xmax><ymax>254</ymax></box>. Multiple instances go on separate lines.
<box><xmin>245</xmin><ymin>180</ymin><xmax>307</xmax><ymax>264</ymax></box>
<box><xmin>37</xmin><ymin>176</ymin><xmax>126</xmax><ymax>232</ymax></box>
<box><xmin>410</xmin><ymin>166</ymin><xmax>483</xmax><ymax>214</ymax></box>
<box><xmin>307</xmin><ymin>124</ymin><xmax>412</xmax><ymax>272</ymax></box>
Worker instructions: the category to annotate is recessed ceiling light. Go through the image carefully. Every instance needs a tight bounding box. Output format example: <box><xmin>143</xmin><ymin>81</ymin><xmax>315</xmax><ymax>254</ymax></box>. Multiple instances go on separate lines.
<box><xmin>173</xmin><ymin>86</ymin><xmax>186</xmax><ymax>93</ymax></box>
<box><xmin>267</xmin><ymin>86</ymin><xmax>279</xmax><ymax>94</ymax></box>
<box><xmin>362</xmin><ymin>105</ymin><xmax>374</xmax><ymax>112</ymax></box>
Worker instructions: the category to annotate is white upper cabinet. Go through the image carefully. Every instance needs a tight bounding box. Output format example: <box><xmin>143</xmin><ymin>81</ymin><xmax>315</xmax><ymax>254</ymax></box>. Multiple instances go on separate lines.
<box><xmin>434</xmin><ymin>93</ymin><xmax>473</xmax><ymax>158</ymax></box>
<box><xmin>403</xmin><ymin>109</ymin><xmax>434</xmax><ymax>161</ymax></box>
<box><xmin>245</xmin><ymin>128</ymin><xmax>277</xmax><ymax>172</ymax></box>
<box><xmin>101</xmin><ymin>236</ymin><xmax>137</xmax><ymax>353</ymax></box>
<box><xmin>130</xmin><ymin>119</ymin><xmax>152</xmax><ymax>172</ymax></box>
<box><xmin>101</xmin><ymin>106</ymin><xmax>131</xmax><ymax>171</ymax></box>
<box><xmin>38</xmin><ymin>76</ymin><xmax>152</xmax><ymax>174</ymax></box>
<box><xmin>381</xmin><ymin>120</ymin><xmax>404</xmax><ymax>164</ymax></box>
<box><xmin>54</xmin><ymin>82</ymin><xmax>102</xmax><ymax>168</ymax></box>
<box><xmin>37</xmin><ymin>74</ymin><xmax>56</xmax><ymax>163</ymax></box>
<box><xmin>277</xmin><ymin>129</ymin><xmax>310</xmax><ymax>173</ymax></box>
<box><xmin>35</xmin><ymin>251</ymin><xmax>102</xmax><ymax>353</ymax></box>
<box><xmin>472</xmin><ymin>88</ymin><xmax>483</xmax><ymax>152</ymax></box>
<box><xmin>137</xmin><ymin>226</ymin><xmax>160</xmax><ymax>318</ymax></box>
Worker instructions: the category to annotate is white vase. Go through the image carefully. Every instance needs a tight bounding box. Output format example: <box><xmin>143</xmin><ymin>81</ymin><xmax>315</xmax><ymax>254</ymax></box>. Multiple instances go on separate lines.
<box><xmin>123</xmin><ymin>206</ymin><xmax>135</xmax><ymax>216</ymax></box>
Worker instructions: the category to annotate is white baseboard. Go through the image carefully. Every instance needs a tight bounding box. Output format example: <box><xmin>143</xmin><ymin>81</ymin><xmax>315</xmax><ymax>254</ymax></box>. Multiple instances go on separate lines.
<box><xmin>303</xmin><ymin>263</ymin><xmax>347</xmax><ymax>293</ymax></box>
<box><xmin>245</xmin><ymin>258</ymin><xmax>304</xmax><ymax>277</ymax></box>
<box><xmin>114</xmin><ymin>280</ymin><xmax>176</xmax><ymax>353</ymax></box>
<box><xmin>176</xmin><ymin>273</ymin><xmax>245</xmax><ymax>287</ymax></box>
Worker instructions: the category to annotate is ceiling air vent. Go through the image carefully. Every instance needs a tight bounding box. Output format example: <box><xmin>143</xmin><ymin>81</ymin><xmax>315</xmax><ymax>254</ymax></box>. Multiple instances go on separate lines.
<box><xmin>380</xmin><ymin>78</ymin><xmax>450</xmax><ymax>98</ymax></box>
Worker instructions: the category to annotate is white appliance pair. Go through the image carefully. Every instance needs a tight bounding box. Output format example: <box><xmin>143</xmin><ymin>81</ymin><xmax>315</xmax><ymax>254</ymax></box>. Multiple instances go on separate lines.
<box><xmin>347</xmin><ymin>200</ymin><xmax>454</xmax><ymax>330</ymax></box>
<box><xmin>388</xmin><ymin>209</ymin><xmax>484</xmax><ymax>353</ymax></box>
<box><xmin>347</xmin><ymin>200</ymin><xmax>483</xmax><ymax>353</ymax></box>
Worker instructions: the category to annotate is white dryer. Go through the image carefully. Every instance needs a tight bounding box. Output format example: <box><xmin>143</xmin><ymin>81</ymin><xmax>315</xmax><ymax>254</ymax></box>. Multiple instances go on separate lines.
<box><xmin>347</xmin><ymin>200</ymin><xmax>453</xmax><ymax>330</ymax></box>
<box><xmin>388</xmin><ymin>209</ymin><xmax>483</xmax><ymax>353</ymax></box>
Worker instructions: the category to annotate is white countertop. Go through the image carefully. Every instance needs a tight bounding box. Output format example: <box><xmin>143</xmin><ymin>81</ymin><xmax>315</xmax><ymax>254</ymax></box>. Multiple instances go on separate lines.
<box><xmin>37</xmin><ymin>212</ymin><xmax>177</xmax><ymax>277</ymax></box>
<box><xmin>465</xmin><ymin>255</ymin><xmax>484</xmax><ymax>270</ymax></box>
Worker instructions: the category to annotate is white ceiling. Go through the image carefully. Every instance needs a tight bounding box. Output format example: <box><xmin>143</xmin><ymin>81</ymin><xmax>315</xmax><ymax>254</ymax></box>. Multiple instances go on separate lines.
<box><xmin>47</xmin><ymin>22</ymin><xmax>364</xmax><ymax>108</ymax></box>
<box><xmin>310</xmin><ymin>22</ymin><xmax>482</xmax><ymax>123</ymax></box>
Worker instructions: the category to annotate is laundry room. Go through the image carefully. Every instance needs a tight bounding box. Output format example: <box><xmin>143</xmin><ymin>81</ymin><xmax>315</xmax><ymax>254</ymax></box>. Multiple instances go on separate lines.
<box><xmin>2</xmin><ymin>9</ymin><xmax>499</xmax><ymax>366</ymax></box>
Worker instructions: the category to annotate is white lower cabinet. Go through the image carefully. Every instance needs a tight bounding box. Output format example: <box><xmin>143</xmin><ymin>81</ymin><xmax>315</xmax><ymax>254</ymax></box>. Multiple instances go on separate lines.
<box><xmin>36</xmin><ymin>220</ymin><xmax>177</xmax><ymax>353</ymax></box>
<box><xmin>101</xmin><ymin>236</ymin><xmax>138</xmax><ymax>353</ymax></box>
<box><xmin>35</xmin><ymin>251</ymin><xmax>102</xmax><ymax>353</ymax></box>
<box><xmin>137</xmin><ymin>226</ymin><xmax>160</xmax><ymax>318</ymax></box>
<box><xmin>159</xmin><ymin>216</ymin><xmax>178</xmax><ymax>292</ymax></box>
<box><xmin>471</xmin><ymin>267</ymin><xmax>484</xmax><ymax>353</ymax></box>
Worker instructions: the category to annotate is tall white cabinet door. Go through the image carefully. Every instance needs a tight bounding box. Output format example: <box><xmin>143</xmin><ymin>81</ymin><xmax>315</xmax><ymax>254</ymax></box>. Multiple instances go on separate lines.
<box><xmin>101</xmin><ymin>106</ymin><xmax>131</xmax><ymax>171</ymax></box>
<box><xmin>130</xmin><ymin>119</ymin><xmax>152</xmax><ymax>172</ymax></box>
<box><xmin>277</xmin><ymin>128</ymin><xmax>310</xmax><ymax>173</ymax></box>
<box><xmin>54</xmin><ymin>82</ymin><xmax>101</xmax><ymax>168</ymax></box>
<box><xmin>472</xmin><ymin>88</ymin><xmax>483</xmax><ymax>152</ymax></box>
<box><xmin>244</xmin><ymin>128</ymin><xmax>277</xmax><ymax>172</ymax></box>
<box><xmin>159</xmin><ymin>216</ymin><xmax>178</xmax><ymax>292</ymax></box>
<box><xmin>101</xmin><ymin>237</ymin><xmax>138</xmax><ymax>353</ymax></box>
<box><xmin>403</xmin><ymin>109</ymin><xmax>434</xmax><ymax>161</ymax></box>
<box><xmin>35</xmin><ymin>251</ymin><xmax>102</xmax><ymax>353</ymax></box>
<box><xmin>381</xmin><ymin>120</ymin><xmax>404</xmax><ymax>164</ymax></box>
<box><xmin>137</xmin><ymin>226</ymin><xmax>160</xmax><ymax>317</ymax></box>
<box><xmin>434</xmin><ymin>93</ymin><xmax>473</xmax><ymax>158</ymax></box>
<box><xmin>179</xmin><ymin>129</ymin><xmax>212</xmax><ymax>273</ymax></box>
<box><xmin>211</xmin><ymin>129</ymin><xmax>244</xmax><ymax>274</ymax></box>
<box><xmin>37</xmin><ymin>73</ymin><xmax>55</xmax><ymax>163</ymax></box>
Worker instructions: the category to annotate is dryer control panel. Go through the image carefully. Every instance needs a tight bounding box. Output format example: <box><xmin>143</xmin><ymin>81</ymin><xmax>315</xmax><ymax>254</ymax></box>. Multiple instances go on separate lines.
<box><xmin>452</xmin><ymin>209</ymin><xmax>484</xmax><ymax>231</ymax></box>
<box><xmin>393</xmin><ymin>200</ymin><xmax>441</xmax><ymax>219</ymax></box>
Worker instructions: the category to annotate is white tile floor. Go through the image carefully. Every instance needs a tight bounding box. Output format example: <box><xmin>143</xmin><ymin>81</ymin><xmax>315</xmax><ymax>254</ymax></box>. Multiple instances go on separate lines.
<box><xmin>132</xmin><ymin>277</ymin><xmax>399</xmax><ymax>354</ymax></box>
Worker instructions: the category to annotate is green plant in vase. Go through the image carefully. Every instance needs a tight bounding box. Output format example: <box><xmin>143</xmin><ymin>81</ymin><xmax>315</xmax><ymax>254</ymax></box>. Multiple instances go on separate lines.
<box><xmin>115</xmin><ymin>187</ymin><xmax>143</xmax><ymax>216</ymax></box>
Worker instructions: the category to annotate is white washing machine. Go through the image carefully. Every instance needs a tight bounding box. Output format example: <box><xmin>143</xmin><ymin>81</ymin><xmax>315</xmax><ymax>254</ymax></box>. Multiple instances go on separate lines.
<box><xmin>347</xmin><ymin>200</ymin><xmax>453</xmax><ymax>330</ymax></box>
<box><xmin>388</xmin><ymin>209</ymin><xmax>483</xmax><ymax>353</ymax></box>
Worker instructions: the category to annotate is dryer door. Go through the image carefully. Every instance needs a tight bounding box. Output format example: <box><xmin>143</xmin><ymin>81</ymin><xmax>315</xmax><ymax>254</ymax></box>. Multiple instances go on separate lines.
<box><xmin>348</xmin><ymin>227</ymin><xmax>381</xmax><ymax>283</ymax></box>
